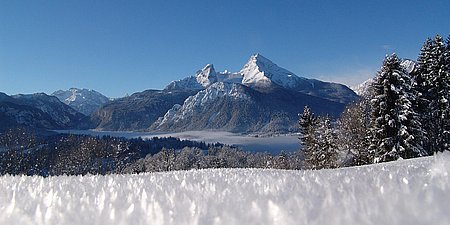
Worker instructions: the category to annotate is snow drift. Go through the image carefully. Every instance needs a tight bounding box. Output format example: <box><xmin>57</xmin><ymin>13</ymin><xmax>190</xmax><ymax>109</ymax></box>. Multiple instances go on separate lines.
<box><xmin>0</xmin><ymin>153</ymin><xmax>449</xmax><ymax>225</ymax></box>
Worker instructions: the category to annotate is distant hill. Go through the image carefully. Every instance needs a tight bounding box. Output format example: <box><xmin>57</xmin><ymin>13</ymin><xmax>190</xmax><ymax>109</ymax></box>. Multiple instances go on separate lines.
<box><xmin>0</xmin><ymin>92</ymin><xmax>91</xmax><ymax>131</ymax></box>
<box><xmin>52</xmin><ymin>88</ymin><xmax>110</xmax><ymax>115</ymax></box>
<box><xmin>91</xmin><ymin>89</ymin><xmax>198</xmax><ymax>131</ymax></box>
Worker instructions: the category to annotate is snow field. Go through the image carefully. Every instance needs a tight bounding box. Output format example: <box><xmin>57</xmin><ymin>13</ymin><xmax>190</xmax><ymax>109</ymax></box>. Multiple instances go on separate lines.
<box><xmin>0</xmin><ymin>152</ymin><xmax>449</xmax><ymax>225</ymax></box>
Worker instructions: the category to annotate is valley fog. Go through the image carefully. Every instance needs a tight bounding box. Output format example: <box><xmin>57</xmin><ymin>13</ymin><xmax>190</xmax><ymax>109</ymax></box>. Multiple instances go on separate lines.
<box><xmin>56</xmin><ymin>130</ymin><xmax>300</xmax><ymax>154</ymax></box>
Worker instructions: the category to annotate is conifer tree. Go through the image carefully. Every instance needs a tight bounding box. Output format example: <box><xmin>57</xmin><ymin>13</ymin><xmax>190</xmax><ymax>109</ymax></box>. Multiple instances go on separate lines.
<box><xmin>439</xmin><ymin>35</ymin><xmax>450</xmax><ymax>151</ymax></box>
<box><xmin>300</xmin><ymin>107</ymin><xmax>338</xmax><ymax>169</ymax></box>
<box><xmin>444</xmin><ymin>35</ymin><xmax>450</xmax><ymax>151</ymax></box>
<box><xmin>415</xmin><ymin>35</ymin><xmax>450</xmax><ymax>152</ymax></box>
<box><xmin>315</xmin><ymin>116</ymin><xmax>338</xmax><ymax>169</ymax></box>
<box><xmin>412</xmin><ymin>38</ymin><xmax>433</xmax><ymax>152</ymax></box>
<box><xmin>337</xmin><ymin>98</ymin><xmax>372</xmax><ymax>166</ymax></box>
<box><xmin>368</xmin><ymin>54</ymin><xmax>426</xmax><ymax>162</ymax></box>
<box><xmin>299</xmin><ymin>106</ymin><xmax>318</xmax><ymax>169</ymax></box>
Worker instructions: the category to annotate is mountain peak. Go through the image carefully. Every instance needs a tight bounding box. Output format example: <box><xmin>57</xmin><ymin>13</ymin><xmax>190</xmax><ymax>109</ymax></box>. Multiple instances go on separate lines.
<box><xmin>246</xmin><ymin>54</ymin><xmax>275</xmax><ymax>68</ymax></box>
<box><xmin>196</xmin><ymin>64</ymin><xmax>217</xmax><ymax>87</ymax></box>
<box><xmin>240</xmin><ymin>54</ymin><xmax>300</xmax><ymax>89</ymax></box>
<box><xmin>202</xmin><ymin>63</ymin><xmax>214</xmax><ymax>70</ymax></box>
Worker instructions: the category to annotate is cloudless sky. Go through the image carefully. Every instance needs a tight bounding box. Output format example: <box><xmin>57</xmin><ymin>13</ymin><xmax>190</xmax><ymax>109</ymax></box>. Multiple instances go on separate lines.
<box><xmin>0</xmin><ymin>0</ymin><xmax>448</xmax><ymax>97</ymax></box>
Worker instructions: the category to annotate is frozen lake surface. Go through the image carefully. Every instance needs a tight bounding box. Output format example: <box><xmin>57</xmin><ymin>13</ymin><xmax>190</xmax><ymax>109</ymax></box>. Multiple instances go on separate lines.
<box><xmin>55</xmin><ymin>130</ymin><xmax>300</xmax><ymax>154</ymax></box>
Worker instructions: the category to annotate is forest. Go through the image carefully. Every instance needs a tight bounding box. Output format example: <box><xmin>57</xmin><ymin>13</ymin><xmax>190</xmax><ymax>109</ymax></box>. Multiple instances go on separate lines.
<box><xmin>299</xmin><ymin>34</ymin><xmax>449</xmax><ymax>169</ymax></box>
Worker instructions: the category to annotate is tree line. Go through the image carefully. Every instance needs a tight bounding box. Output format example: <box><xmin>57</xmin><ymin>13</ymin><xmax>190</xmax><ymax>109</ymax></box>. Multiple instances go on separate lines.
<box><xmin>0</xmin><ymin>127</ymin><xmax>303</xmax><ymax>175</ymax></box>
<box><xmin>300</xmin><ymin>34</ymin><xmax>449</xmax><ymax>169</ymax></box>
<box><xmin>0</xmin><ymin>127</ymin><xmax>221</xmax><ymax>176</ymax></box>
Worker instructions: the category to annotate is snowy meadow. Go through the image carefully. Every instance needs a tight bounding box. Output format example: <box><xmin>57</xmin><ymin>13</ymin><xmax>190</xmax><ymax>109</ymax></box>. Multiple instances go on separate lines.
<box><xmin>1</xmin><ymin>152</ymin><xmax>449</xmax><ymax>225</ymax></box>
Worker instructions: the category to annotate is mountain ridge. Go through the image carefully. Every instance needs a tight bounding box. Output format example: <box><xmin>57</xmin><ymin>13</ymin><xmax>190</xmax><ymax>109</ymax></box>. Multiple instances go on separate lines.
<box><xmin>91</xmin><ymin>89</ymin><xmax>199</xmax><ymax>131</ymax></box>
<box><xmin>0</xmin><ymin>92</ymin><xmax>91</xmax><ymax>130</ymax></box>
<box><xmin>92</xmin><ymin>54</ymin><xmax>358</xmax><ymax>133</ymax></box>
<box><xmin>1</xmin><ymin>54</ymin><xmax>359</xmax><ymax>134</ymax></box>
<box><xmin>165</xmin><ymin>54</ymin><xmax>358</xmax><ymax>104</ymax></box>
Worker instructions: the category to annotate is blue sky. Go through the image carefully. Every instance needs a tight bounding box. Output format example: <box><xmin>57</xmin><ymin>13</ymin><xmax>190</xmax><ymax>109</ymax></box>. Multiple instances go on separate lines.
<box><xmin>0</xmin><ymin>0</ymin><xmax>448</xmax><ymax>97</ymax></box>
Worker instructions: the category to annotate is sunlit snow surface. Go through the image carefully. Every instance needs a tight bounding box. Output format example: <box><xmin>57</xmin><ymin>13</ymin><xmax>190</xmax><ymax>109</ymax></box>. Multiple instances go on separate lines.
<box><xmin>1</xmin><ymin>153</ymin><xmax>449</xmax><ymax>225</ymax></box>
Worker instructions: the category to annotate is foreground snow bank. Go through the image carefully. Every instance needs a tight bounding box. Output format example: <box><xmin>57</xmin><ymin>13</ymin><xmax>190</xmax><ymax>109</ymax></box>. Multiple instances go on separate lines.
<box><xmin>1</xmin><ymin>153</ymin><xmax>449</xmax><ymax>225</ymax></box>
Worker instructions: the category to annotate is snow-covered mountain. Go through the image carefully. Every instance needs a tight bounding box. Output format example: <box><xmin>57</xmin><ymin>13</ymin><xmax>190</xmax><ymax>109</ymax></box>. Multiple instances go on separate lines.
<box><xmin>165</xmin><ymin>54</ymin><xmax>304</xmax><ymax>90</ymax></box>
<box><xmin>166</xmin><ymin>54</ymin><xmax>358</xmax><ymax>104</ymax></box>
<box><xmin>147</xmin><ymin>54</ymin><xmax>359</xmax><ymax>133</ymax></box>
<box><xmin>94</xmin><ymin>54</ymin><xmax>358</xmax><ymax>133</ymax></box>
<box><xmin>0</xmin><ymin>92</ymin><xmax>91</xmax><ymax>130</ymax></box>
<box><xmin>239</xmin><ymin>54</ymin><xmax>357</xmax><ymax>104</ymax></box>
<box><xmin>52</xmin><ymin>88</ymin><xmax>110</xmax><ymax>115</ymax></box>
<box><xmin>1</xmin><ymin>153</ymin><xmax>448</xmax><ymax>225</ymax></box>
<box><xmin>152</xmin><ymin>82</ymin><xmax>346</xmax><ymax>133</ymax></box>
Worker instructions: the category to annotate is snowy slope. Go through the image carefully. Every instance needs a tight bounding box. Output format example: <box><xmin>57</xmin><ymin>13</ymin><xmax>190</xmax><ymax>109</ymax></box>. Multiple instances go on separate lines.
<box><xmin>195</xmin><ymin>64</ymin><xmax>218</xmax><ymax>87</ymax></box>
<box><xmin>1</xmin><ymin>153</ymin><xmax>449</xmax><ymax>225</ymax></box>
<box><xmin>155</xmin><ymin>82</ymin><xmax>252</xmax><ymax>128</ymax></box>
<box><xmin>165</xmin><ymin>75</ymin><xmax>205</xmax><ymax>90</ymax></box>
<box><xmin>165</xmin><ymin>64</ymin><xmax>243</xmax><ymax>90</ymax></box>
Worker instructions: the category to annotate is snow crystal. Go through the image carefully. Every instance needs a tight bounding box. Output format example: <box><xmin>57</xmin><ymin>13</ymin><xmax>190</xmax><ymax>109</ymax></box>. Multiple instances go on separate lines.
<box><xmin>0</xmin><ymin>153</ymin><xmax>449</xmax><ymax>225</ymax></box>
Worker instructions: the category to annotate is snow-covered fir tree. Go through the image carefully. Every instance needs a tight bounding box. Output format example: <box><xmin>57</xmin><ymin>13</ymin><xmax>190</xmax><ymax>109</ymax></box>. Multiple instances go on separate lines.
<box><xmin>273</xmin><ymin>151</ymin><xmax>289</xmax><ymax>169</ymax></box>
<box><xmin>299</xmin><ymin>106</ymin><xmax>318</xmax><ymax>169</ymax></box>
<box><xmin>299</xmin><ymin>106</ymin><xmax>338</xmax><ymax>169</ymax></box>
<box><xmin>299</xmin><ymin>106</ymin><xmax>317</xmax><ymax>145</ymax></box>
<box><xmin>415</xmin><ymin>35</ymin><xmax>450</xmax><ymax>153</ymax></box>
<box><xmin>409</xmin><ymin>39</ymin><xmax>431</xmax><ymax>153</ymax></box>
<box><xmin>368</xmin><ymin>54</ymin><xmax>426</xmax><ymax>163</ymax></box>
<box><xmin>314</xmin><ymin>116</ymin><xmax>339</xmax><ymax>169</ymax></box>
<box><xmin>445</xmin><ymin>36</ymin><xmax>450</xmax><ymax>151</ymax></box>
<box><xmin>337</xmin><ymin>98</ymin><xmax>372</xmax><ymax>166</ymax></box>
